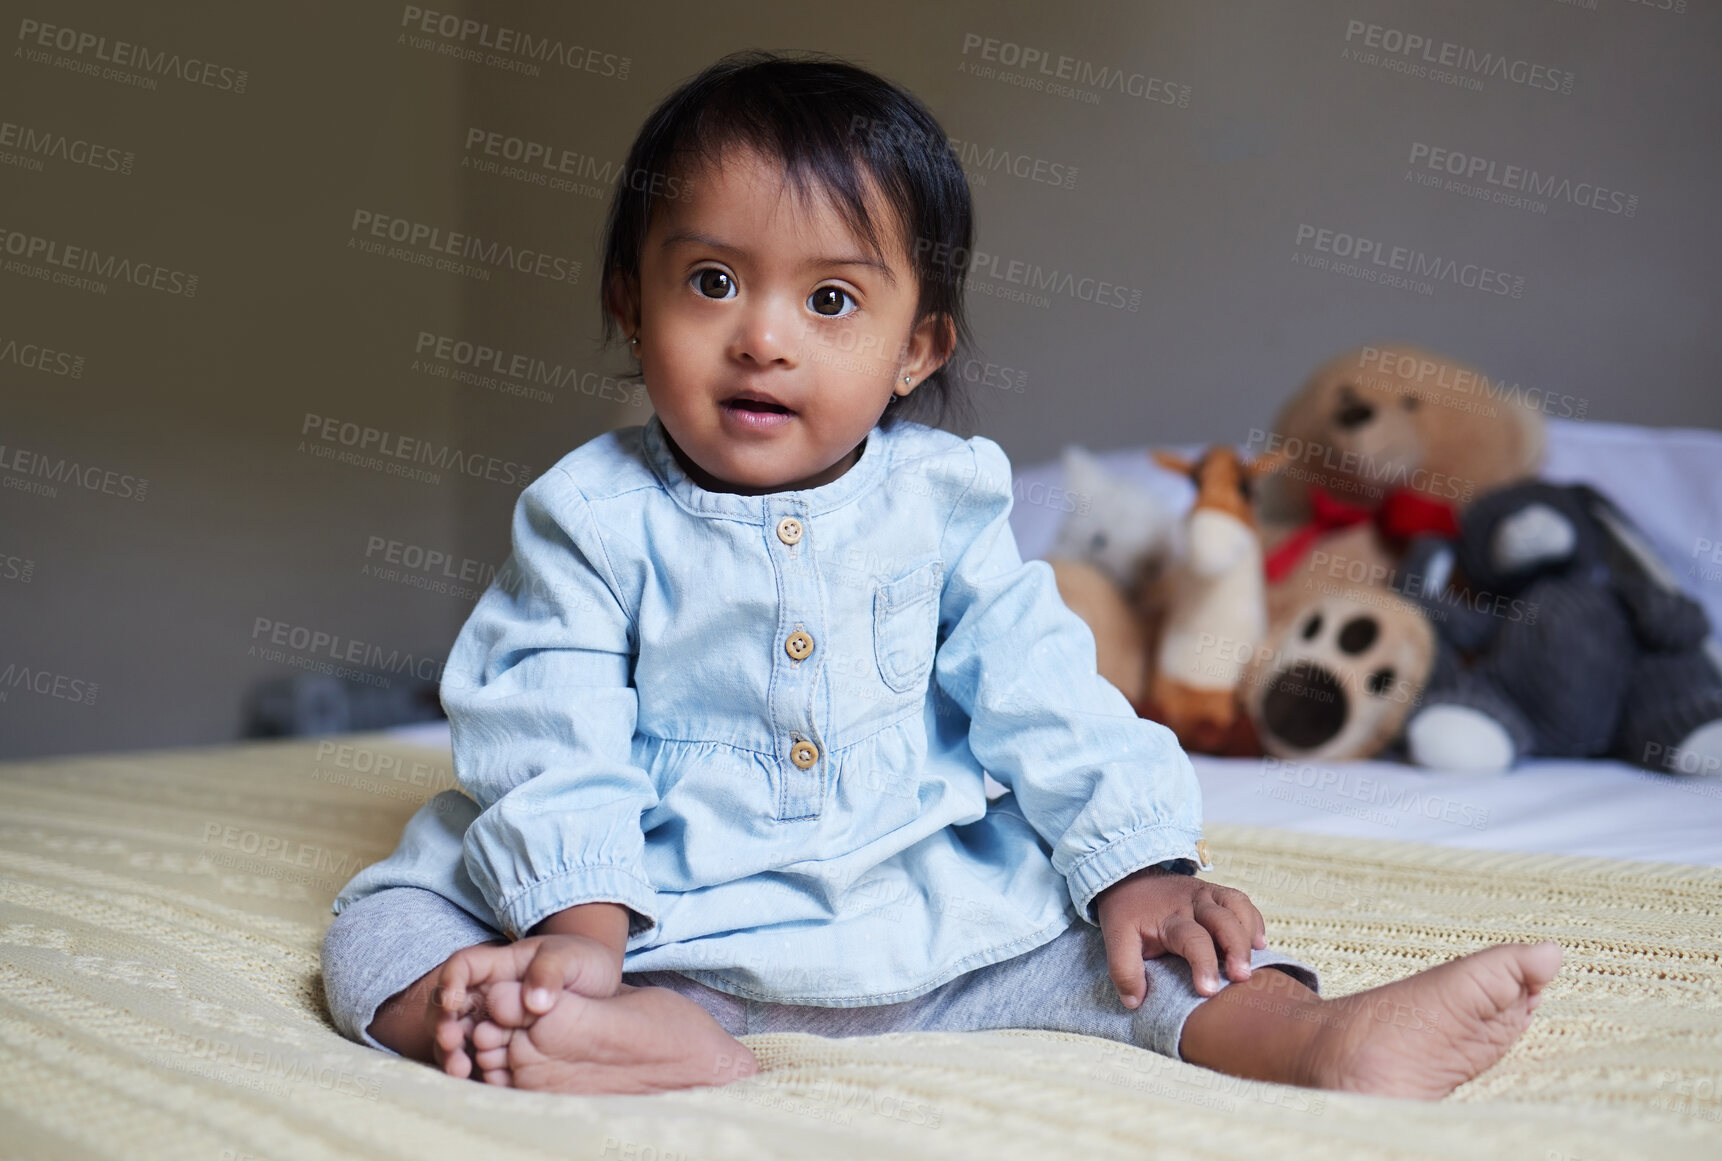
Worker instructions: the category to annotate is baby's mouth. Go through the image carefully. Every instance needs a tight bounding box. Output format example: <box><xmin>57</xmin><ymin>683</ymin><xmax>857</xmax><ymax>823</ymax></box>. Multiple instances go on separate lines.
<box><xmin>722</xmin><ymin>396</ymin><xmax>795</xmax><ymax>416</ymax></box>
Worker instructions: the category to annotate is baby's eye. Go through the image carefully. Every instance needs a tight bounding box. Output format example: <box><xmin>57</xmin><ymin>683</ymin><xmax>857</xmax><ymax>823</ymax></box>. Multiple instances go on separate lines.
<box><xmin>692</xmin><ymin>268</ymin><xmax>735</xmax><ymax>299</ymax></box>
<box><xmin>808</xmin><ymin>285</ymin><xmax>857</xmax><ymax>318</ymax></box>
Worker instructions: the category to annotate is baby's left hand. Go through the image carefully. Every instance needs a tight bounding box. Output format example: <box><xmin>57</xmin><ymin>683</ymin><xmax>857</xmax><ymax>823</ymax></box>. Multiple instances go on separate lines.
<box><xmin>1093</xmin><ymin>868</ymin><xmax>1267</xmax><ymax>1009</ymax></box>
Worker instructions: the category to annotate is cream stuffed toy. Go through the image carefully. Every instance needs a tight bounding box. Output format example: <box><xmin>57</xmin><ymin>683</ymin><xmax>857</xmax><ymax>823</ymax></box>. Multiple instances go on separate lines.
<box><xmin>1144</xmin><ymin>447</ymin><xmax>1285</xmax><ymax>752</ymax></box>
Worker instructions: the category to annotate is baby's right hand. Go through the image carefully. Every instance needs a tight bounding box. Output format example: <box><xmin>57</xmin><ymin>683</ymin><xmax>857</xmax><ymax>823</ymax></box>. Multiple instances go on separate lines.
<box><xmin>438</xmin><ymin>934</ymin><xmax>624</xmax><ymax>1019</ymax></box>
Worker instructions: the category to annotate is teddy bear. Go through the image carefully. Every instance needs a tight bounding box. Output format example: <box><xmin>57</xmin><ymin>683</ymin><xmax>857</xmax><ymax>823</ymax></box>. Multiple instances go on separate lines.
<box><xmin>1253</xmin><ymin>341</ymin><xmax>1546</xmax><ymax>627</ymax></box>
<box><xmin>1243</xmin><ymin>343</ymin><xmax>1551</xmax><ymax>761</ymax></box>
<box><xmin>1387</xmin><ymin>480</ymin><xmax>1722</xmax><ymax>775</ymax></box>
<box><xmin>1236</xmin><ymin>580</ymin><xmax>1436</xmax><ymax>763</ymax></box>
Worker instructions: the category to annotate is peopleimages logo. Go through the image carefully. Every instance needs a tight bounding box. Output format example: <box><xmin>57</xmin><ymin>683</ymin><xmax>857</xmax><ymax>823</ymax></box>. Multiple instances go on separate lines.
<box><xmin>1406</xmin><ymin>143</ymin><xmax>1638</xmax><ymax>218</ymax></box>
<box><xmin>461</xmin><ymin>128</ymin><xmax>690</xmax><ymax>203</ymax></box>
<box><xmin>349</xmin><ymin>211</ymin><xmax>580</xmax><ymax>284</ymax></box>
<box><xmin>0</xmin><ymin>661</ymin><xmax>98</xmax><ymax>706</ymax></box>
<box><xmin>297</xmin><ymin>412</ymin><xmax>533</xmax><ymax>489</ymax></box>
<box><xmin>398</xmin><ymin>6</ymin><xmax>630</xmax><ymax>79</ymax></box>
<box><xmin>0</xmin><ymin>225</ymin><xmax>197</xmax><ymax>296</ymax></box>
<box><xmin>849</xmin><ymin>116</ymin><xmax>1079</xmax><ymax>193</ymax></box>
<box><xmin>949</xmin><ymin>136</ymin><xmax>1078</xmax><ymax>189</ymax></box>
<box><xmin>958</xmin><ymin>32</ymin><xmax>1191</xmax><ymax>108</ymax></box>
<box><xmin>1353</xmin><ymin>347</ymin><xmax>1588</xmax><ymax>419</ymax></box>
<box><xmin>16</xmin><ymin>17</ymin><xmax>250</xmax><ymax>92</ymax></box>
<box><xmin>916</xmin><ymin>238</ymin><xmax>1143</xmax><ymax>312</ymax></box>
<box><xmin>1341</xmin><ymin>20</ymin><xmax>1574</xmax><ymax>95</ymax></box>
<box><xmin>412</xmin><ymin>331</ymin><xmax>642</xmax><ymax>408</ymax></box>
<box><xmin>0</xmin><ymin>333</ymin><xmax>85</xmax><ymax>378</ymax></box>
<box><xmin>249</xmin><ymin>617</ymin><xmax>446</xmax><ymax>683</ymax></box>
<box><xmin>0</xmin><ymin>441</ymin><xmax>148</xmax><ymax>501</ymax></box>
<box><xmin>1257</xmin><ymin>758</ymin><xmax>1490</xmax><ymax>830</ymax></box>
<box><xmin>1293</xmin><ymin>223</ymin><xmax>1525</xmax><ymax>299</ymax></box>
<box><xmin>1245</xmin><ymin>428</ymin><xmax>1475</xmax><ymax>502</ymax></box>
<box><xmin>0</xmin><ymin>118</ymin><xmax>134</xmax><ymax>175</ymax></box>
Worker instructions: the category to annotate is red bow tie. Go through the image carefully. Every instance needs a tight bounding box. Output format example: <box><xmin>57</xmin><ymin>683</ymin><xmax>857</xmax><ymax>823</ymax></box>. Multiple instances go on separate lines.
<box><xmin>1263</xmin><ymin>486</ymin><xmax>1460</xmax><ymax>585</ymax></box>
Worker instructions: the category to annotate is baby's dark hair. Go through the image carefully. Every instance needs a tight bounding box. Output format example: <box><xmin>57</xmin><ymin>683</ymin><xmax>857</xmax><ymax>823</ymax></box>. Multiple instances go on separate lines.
<box><xmin>600</xmin><ymin>49</ymin><xmax>978</xmax><ymax>432</ymax></box>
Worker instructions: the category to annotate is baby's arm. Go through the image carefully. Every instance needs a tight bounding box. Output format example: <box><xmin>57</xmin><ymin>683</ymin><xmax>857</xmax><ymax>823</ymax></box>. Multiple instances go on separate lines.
<box><xmin>933</xmin><ymin>438</ymin><xmax>1206</xmax><ymax>923</ymax></box>
<box><xmin>443</xmin><ymin>467</ymin><xmax>662</xmax><ymax>946</ymax></box>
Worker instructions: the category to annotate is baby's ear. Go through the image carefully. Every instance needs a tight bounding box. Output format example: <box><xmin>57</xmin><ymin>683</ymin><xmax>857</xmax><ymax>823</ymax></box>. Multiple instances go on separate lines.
<box><xmin>604</xmin><ymin>270</ymin><xmax>641</xmax><ymax>333</ymax></box>
<box><xmin>931</xmin><ymin>312</ymin><xmax>958</xmax><ymax>364</ymax></box>
<box><xmin>904</xmin><ymin>312</ymin><xmax>957</xmax><ymax>378</ymax></box>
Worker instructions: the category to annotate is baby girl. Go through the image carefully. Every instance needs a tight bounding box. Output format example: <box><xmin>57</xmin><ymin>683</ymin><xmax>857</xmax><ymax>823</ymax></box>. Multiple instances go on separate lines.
<box><xmin>322</xmin><ymin>48</ymin><xmax>1560</xmax><ymax>1098</ymax></box>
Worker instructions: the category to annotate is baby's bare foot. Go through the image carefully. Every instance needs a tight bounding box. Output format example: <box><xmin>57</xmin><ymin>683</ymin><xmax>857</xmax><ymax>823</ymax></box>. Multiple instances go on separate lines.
<box><xmin>469</xmin><ymin>981</ymin><xmax>759</xmax><ymax>1094</ymax></box>
<box><xmin>1304</xmin><ymin>941</ymin><xmax>1562</xmax><ymax>1098</ymax></box>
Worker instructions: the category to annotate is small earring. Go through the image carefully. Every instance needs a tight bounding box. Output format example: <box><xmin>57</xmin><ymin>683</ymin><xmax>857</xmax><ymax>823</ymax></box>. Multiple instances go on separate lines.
<box><xmin>903</xmin><ymin>375</ymin><xmax>911</xmax><ymax>384</ymax></box>
<box><xmin>630</xmin><ymin>335</ymin><xmax>640</xmax><ymax>346</ymax></box>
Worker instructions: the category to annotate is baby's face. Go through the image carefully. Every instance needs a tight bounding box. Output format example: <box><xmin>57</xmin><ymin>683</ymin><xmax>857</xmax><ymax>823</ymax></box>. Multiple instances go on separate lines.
<box><xmin>630</xmin><ymin>145</ymin><xmax>946</xmax><ymax>494</ymax></box>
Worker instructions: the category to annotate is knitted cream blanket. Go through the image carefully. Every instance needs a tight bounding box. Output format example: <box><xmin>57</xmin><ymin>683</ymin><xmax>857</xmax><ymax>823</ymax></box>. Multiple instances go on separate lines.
<box><xmin>1</xmin><ymin>735</ymin><xmax>1717</xmax><ymax>1160</ymax></box>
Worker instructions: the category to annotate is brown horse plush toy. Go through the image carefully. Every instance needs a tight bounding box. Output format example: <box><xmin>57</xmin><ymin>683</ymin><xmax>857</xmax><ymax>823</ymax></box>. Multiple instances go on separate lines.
<box><xmin>1141</xmin><ymin>446</ymin><xmax>1286</xmax><ymax>753</ymax></box>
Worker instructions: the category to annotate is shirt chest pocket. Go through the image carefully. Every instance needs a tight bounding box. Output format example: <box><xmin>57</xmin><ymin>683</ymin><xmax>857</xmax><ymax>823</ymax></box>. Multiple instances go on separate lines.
<box><xmin>872</xmin><ymin>560</ymin><xmax>944</xmax><ymax>694</ymax></box>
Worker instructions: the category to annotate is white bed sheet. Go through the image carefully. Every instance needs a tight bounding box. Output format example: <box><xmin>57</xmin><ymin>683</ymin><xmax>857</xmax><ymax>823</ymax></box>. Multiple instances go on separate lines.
<box><xmin>383</xmin><ymin>417</ymin><xmax>1722</xmax><ymax>868</ymax></box>
<box><xmin>1194</xmin><ymin>753</ymin><xmax>1722</xmax><ymax>866</ymax></box>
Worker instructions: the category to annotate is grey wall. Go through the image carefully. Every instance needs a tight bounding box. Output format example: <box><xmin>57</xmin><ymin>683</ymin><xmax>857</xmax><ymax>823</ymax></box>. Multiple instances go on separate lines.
<box><xmin>922</xmin><ymin>0</ymin><xmax>1722</xmax><ymax>456</ymax></box>
<box><xmin>3</xmin><ymin>0</ymin><xmax>1718</xmax><ymax>759</ymax></box>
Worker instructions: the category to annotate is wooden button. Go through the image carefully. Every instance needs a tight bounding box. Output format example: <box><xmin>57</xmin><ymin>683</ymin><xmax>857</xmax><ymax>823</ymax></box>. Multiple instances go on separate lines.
<box><xmin>776</xmin><ymin>516</ymin><xmax>804</xmax><ymax>545</ymax></box>
<box><xmin>790</xmin><ymin>739</ymin><xmax>819</xmax><ymax>769</ymax></box>
<box><xmin>785</xmin><ymin>630</ymin><xmax>814</xmax><ymax>660</ymax></box>
<box><xmin>1195</xmin><ymin>839</ymin><xmax>1211</xmax><ymax>865</ymax></box>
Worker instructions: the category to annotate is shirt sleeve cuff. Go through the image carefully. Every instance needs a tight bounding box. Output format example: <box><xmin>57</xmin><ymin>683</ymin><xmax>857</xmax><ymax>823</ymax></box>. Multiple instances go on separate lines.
<box><xmin>1065</xmin><ymin>824</ymin><xmax>1209</xmax><ymax>926</ymax></box>
<box><xmin>491</xmin><ymin>864</ymin><xmax>660</xmax><ymax>942</ymax></box>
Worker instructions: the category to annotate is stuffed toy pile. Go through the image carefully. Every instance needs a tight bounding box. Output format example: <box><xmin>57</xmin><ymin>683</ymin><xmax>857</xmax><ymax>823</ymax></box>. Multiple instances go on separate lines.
<box><xmin>1045</xmin><ymin>342</ymin><xmax>1722</xmax><ymax>776</ymax></box>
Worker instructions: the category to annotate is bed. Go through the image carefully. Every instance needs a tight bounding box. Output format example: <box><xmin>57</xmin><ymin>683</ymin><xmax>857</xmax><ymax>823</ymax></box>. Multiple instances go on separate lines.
<box><xmin>3</xmin><ymin>417</ymin><xmax>1720</xmax><ymax>1159</ymax></box>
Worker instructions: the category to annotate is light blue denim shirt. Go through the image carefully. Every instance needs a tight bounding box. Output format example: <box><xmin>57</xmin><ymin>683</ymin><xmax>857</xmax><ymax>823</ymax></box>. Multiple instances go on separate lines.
<box><xmin>332</xmin><ymin>412</ymin><xmax>1206</xmax><ymax>1006</ymax></box>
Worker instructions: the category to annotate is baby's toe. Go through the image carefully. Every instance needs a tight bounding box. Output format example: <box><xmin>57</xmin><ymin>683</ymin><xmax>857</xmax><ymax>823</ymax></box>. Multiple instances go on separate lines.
<box><xmin>481</xmin><ymin>1067</ymin><xmax>514</xmax><ymax>1087</ymax></box>
<box><xmin>474</xmin><ymin>1043</ymin><xmax>510</xmax><ymax>1072</ymax></box>
<box><xmin>436</xmin><ymin>1016</ymin><xmax>476</xmax><ymax>1075</ymax></box>
<box><xmin>481</xmin><ymin>981</ymin><xmax>529</xmax><ymax>1026</ymax></box>
<box><xmin>472</xmin><ymin>1020</ymin><xmax>512</xmax><ymax>1051</ymax></box>
<box><xmin>440</xmin><ymin>1043</ymin><xmax>473</xmax><ymax>1079</ymax></box>
<box><xmin>434</xmin><ymin>1016</ymin><xmax>469</xmax><ymax>1054</ymax></box>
